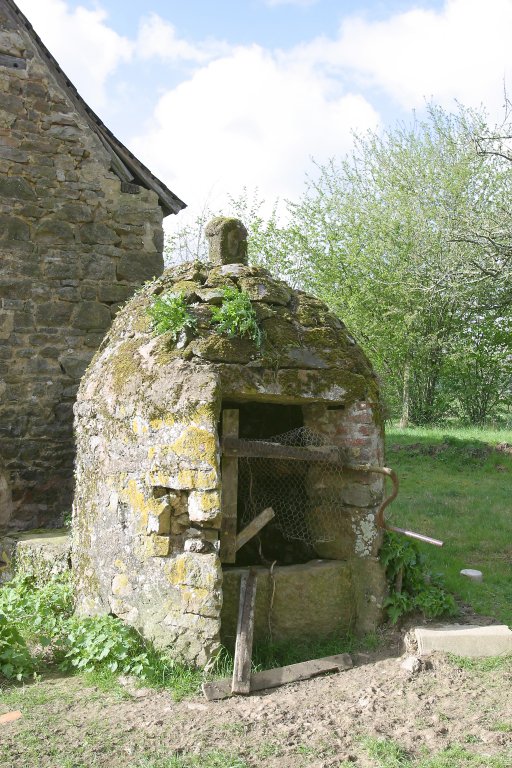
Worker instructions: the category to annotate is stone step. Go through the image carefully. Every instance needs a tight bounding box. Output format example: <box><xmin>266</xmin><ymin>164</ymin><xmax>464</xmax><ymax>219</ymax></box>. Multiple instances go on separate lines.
<box><xmin>0</xmin><ymin>529</ymin><xmax>71</xmax><ymax>584</ymax></box>
<box><xmin>414</xmin><ymin>624</ymin><xmax>512</xmax><ymax>658</ymax></box>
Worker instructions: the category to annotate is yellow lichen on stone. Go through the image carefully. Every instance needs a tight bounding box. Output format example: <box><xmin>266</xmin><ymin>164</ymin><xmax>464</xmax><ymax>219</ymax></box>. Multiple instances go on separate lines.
<box><xmin>171</xmin><ymin>426</ymin><xmax>217</xmax><ymax>464</ymax></box>
<box><xmin>144</xmin><ymin>535</ymin><xmax>171</xmax><ymax>557</ymax></box>
<box><xmin>188</xmin><ymin>490</ymin><xmax>221</xmax><ymax>524</ymax></box>
<box><xmin>114</xmin><ymin>558</ymin><xmax>126</xmax><ymax>571</ymax></box>
<box><xmin>121</xmin><ymin>478</ymin><xmax>169</xmax><ymax>532</ymax></box>
<box><xmin>176</xmin><ymin>467</ymin><xmax>218</xmax><ymax>490</ymax></box>
<box><xmin>112</xmin><ymin>573</ymin><xmax>132</xmax><ymax>596</ymax></box>
<box><xmin>147</xmin><ymin>502</ymin><xmax>171</xmax><ymax>534</ymax></box>
<box><xmin>166</xmin><ymin>555</ymin><xmax>188</xmax><ymax>586</ymax></box>
<box><xmin>132</xmin><ymin>416</ymin><xmax>149</xmax><ymax>436</ymax></box>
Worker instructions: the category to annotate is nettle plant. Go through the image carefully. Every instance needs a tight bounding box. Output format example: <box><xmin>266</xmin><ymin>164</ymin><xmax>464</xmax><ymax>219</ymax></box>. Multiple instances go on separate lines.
<box><xmin>380</xmin><ymin>532</ymin><xmax>457</xmax><ymax>624</ymax></box>
<box><xmin>147</xmin><ymin>292</ymin><xmax>196</xmax><ymax>341</ymax></box>
<box><xmin>211</xmin><ymin>286</ymin><xmax>263</xmax><ymax>347</ymax></box>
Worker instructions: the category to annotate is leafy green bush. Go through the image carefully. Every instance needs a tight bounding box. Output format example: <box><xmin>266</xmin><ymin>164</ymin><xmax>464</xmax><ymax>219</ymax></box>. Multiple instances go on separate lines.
<box><xmin>0</xmin><ymin>612</ymin><xmax>34</xmax><ymax>680</ymax></box>
<box><xmin>210</xmin><ymin>287</ymin><xmax>263</xmax><ymax>346</ymax></box>
<box><xmin>0</xmin><ymin>575</ymin><xmax>200</xmax><ymax>695</ymax></box>
<box><xmin>0</xmin><ymin>574</ymin><xmax>73</xmax><ymax>647</ymax></box>
<box><xmin>380</xmin><ymin>532</ymin><xmax>457</xmax><ymax>623</ymax></box>
<box><xmin>147</xmin><ymin>292</ymin><xmax>196</xmax><ymax>340</ymax></box>
<box><xmin>57</xmin><ymin>615</ymin><xmax>150</xmax><ymax>676</ymax></box>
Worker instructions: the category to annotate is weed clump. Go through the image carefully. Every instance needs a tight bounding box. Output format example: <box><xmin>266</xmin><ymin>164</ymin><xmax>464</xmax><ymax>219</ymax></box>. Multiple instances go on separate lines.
<box><xmin>210</xmin><ymin>287</ymin><xmax>263</xmax><ymax>346</ymax></box>
<box><xmin>0</xmin><ymin>575</ymin><xmax>201</xmax><ymax>697</ymax></box>
<box><xmin>380</xmin><ymin>532</ymin><xmax>457</xmax><ymax>624</ymax></box>
<box><xmin>147</xmin><ymin>292</ymin><xmax>196</xmax><ymax>340</ymax></box>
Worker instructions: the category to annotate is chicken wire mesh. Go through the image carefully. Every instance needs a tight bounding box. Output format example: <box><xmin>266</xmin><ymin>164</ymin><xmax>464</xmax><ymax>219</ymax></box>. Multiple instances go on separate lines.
<box><xmin>238</xmin><ymin>426</ymin><xmax>346</xmax><ymax>546</ymax></box>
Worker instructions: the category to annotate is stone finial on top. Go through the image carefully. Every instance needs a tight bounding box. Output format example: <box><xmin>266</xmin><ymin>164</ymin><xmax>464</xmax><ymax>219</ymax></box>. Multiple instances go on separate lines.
<box><xmin>205</xmin><ymin>217</ymin><xmax>248</xmax><ymax>266</ymax></box>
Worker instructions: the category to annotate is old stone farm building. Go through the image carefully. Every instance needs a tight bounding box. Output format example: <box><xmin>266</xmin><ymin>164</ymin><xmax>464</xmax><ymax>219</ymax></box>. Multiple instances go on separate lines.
<box><xmin>0</xmin><ymin>0</ymin><xmax>185</xmax><ymax>531</ymax></box>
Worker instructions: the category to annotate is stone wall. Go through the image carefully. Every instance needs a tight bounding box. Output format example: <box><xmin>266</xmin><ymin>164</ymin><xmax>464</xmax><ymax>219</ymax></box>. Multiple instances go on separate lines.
<box><xmin>0</xmin><ymin>7</ymin><xmax>166</xmax><ymax>530</ymax></box>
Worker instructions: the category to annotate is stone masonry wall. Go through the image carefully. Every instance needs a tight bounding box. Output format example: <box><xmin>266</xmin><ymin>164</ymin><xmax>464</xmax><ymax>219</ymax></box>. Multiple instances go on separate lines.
<box><xmin>0</xmin><ymin>7</ymin><xmax>165</xmax><ymax>530</ymax></box>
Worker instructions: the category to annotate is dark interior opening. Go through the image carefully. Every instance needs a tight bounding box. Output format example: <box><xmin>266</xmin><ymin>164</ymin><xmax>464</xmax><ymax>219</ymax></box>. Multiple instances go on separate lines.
<box><xmin>221</xmin><ymin>401</ymin><xmax>304</xmax><ymax>439</ymax></box>
<box><xmin>221</xmin><ymin>401</ymin><xmax>318</xmax><ymax>567</ymax></box>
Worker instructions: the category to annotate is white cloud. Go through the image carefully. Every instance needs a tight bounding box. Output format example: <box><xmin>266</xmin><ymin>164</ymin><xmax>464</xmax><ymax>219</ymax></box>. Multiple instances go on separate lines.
<box><xmin>130</xmin><ymin>45</ymin><xmax>379</xmax><ymax>215</ymax></box>
<box><xmin>15</xmin><ymin>0</ymin><xmax>132</xmax><ymax>110</ymax></box>
<box><xmin>298</xmin><ymin>0</ymin><xmax>512</xmax><ymax>114</ymax></box>
<box><xmin>135</xmin><ymin>13</ymin><xmax>227</xmax><ymax>63</ymax></box>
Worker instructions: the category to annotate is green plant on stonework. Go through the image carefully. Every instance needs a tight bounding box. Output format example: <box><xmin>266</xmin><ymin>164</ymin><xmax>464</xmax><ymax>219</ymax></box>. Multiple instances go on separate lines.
<box><xmin>0</xmin><ymin>612</ymin><xmax>35</xmax><ymax>680</ymax></box>
<box><xmin>56</xmin><ymin>614</ymin><xmax>150</xmax><ymax>676</ymax></box>
<box><xmin>0</xmin><ymin>573</ymin><xmax>73</xmax><ymax>647</ymax></box>
<box><xmin>210</xmin><ymin>287</ymin><xmax>263</xmax><ymax>346</ymax></box>
<box><xmin>0</xmin><ymin>574</ymin><xmax>203</xmax><ymax>695</ymax></box>
<box><xmin>147</xmin><ymin>292</ymin><xmax>196</xmax><ymax>340</ymax></box>
<box><xmin>380</xmin><ymin>532</ymin><xmax>457</xmax><ymax>624</ymax></box>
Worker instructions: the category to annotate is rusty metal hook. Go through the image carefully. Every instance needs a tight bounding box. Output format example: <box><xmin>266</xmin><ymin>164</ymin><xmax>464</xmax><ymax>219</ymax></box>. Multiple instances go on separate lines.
<box><xmin>346</xmin><ymin>463</ymin><xmax>444</xmax><ymax>547</ymax></box>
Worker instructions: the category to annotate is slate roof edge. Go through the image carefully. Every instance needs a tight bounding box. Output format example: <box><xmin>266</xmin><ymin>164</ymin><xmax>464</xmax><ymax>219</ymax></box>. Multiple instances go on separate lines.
<box><xmin>2</xmin><ymin>0</ymin><xmax>186</xmax><ymax>217</ymax></box>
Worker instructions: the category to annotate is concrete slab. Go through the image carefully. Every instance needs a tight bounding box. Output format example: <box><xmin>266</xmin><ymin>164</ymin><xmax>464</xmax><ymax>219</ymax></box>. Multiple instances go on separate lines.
<box><xmin>415</xmin><ymin>624</ymin><xmax>512</xmax><ymax>658</ymax></box>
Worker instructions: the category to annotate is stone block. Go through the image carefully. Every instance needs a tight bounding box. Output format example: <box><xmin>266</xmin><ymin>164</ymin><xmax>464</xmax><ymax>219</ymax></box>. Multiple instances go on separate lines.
<box><xmin>0</xmin><ymin>215</ymin><xmax>30</xmax><ymax>241</ymax></box>
<box><xmin>35</xmin><ymin>219</ymin><xmax>74</xmax><ymax>243</ymax></box>
<box><xmin>35</xmin><ymin>301</ymin><xmax>72</xmax><ymax>327</ymax></box>
<box><xmin>58</xmin><ymin>351</ymin><xmax>91</xmax><ymax>380</ymax></box>
<box><xmin>79</xmin><ymin>222</ymin><xmax>120</xmax><ymax>245</ymax></box>
<box><xmin>97</xmin><ymin>283</ymin><xmax>133</xmax><ymax>303</ymax></box>
<box><xmin>0</xmin><ymin>529</ymin><xmax>71</xmax><ymax>585</ymax></box>
<box><xmin>238</xmin><ymin>276</ymin><xmax>292</xmax><ymax>305</ymax></box>
<box><xmin>116</xmin><ymin>250</ymin><xmax>164</xmax><ymax>282</ymax></box>
<box><xmin>0</xmin><ymin>310</ymin><xmax>14</xmax><ymax>339</ymax></box>
<box><xmin>0</xmin><ymin>175</ymin><xmax>35</xmax><ymax>200</ymax></box>
<box><xmin>72</xmin><ymin>301</ymin><xmax>112</xmax><ymax>331</ymax></box>
<box><xmin>221</xmin><ymin>560</ymin><xmax>353</xmax><ymax>648</ymax></box>
<box><xmin>188</xmin><ymin>490</ymin><xmax>221</xmax><ymax>524</ymax></box>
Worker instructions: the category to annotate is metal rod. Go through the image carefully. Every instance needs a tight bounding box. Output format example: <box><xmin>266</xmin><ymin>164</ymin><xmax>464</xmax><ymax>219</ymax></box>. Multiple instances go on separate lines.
<box><xmin>387</xmin><ymin>525</ymin><xmax>444</xmax><ymax>547</ymax></box>
<box><xmin>346</xmin><ymin>463</ymin><xmax>444</xmax><ymax>548</ymax></box>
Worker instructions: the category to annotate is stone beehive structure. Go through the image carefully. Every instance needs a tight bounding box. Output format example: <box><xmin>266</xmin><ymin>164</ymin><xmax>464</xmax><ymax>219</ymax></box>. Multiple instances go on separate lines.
<box><xmin>73</xmin><ymin>218</ymin><xmax>387</xmax><ymax>667</ymax></box>
<box><xmin>0</xmin><ymin>0</ymin><xmax>185</xmax><ymax>532</ymax></box>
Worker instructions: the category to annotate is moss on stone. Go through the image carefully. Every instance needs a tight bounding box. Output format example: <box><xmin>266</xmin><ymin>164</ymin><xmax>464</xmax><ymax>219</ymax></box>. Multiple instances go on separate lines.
<box><xmin>190</xmin><ymin>334</ymin><xmax>259</xmax><ymax>364</ymax></box>
<box><xmin>109</xmin><ymin>337</ymin><xmax>145</xmax><ymax>395</ymax></box>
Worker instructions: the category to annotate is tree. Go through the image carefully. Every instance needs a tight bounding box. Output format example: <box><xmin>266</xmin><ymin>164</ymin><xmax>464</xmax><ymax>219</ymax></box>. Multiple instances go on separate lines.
<box><xmin>271</xmin><ymin>104</ymin><xmax>512</xmax><ymax>424</ymax></box>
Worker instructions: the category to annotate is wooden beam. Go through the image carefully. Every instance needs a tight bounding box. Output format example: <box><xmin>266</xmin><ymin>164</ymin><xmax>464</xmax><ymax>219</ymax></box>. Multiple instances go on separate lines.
<box><xmin>235</xmin><ymin>507</ymin><xmax>275</xmax><ymax>552</ymax></box>
<box><xmin>219</xmin><ymin>409</ymin><xmax>239</xmax><ymax>563</ymax></box>
<box><xmin>222</xmin><ymin>437</ymin><xmax>340</xmax><ymax>464</ymax></box>
<box><xmin>203</xmin><ymin>653</ymin><xmax>353</xmax><ymax>701</ymax></box>
<box><xmin>231</xmin><ymin>569</ymin><xmax>257</xmax><ymax>695</ymax></box>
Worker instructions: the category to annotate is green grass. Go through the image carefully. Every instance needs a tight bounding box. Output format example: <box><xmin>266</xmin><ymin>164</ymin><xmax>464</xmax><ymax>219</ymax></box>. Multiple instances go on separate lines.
<box><xmin>362</xmin><ymin>737</ymin><xmax>512</xmax><ymax>767</ymax></box>
<box><xmin>135</xmin><ymin>753</ymin><xmax>248</xmax><ymax>768</ymax></box>
<box><xmin>385</xmin><ymin>426</ymin><xmax>512</xmax><ymax>625</ymax></box>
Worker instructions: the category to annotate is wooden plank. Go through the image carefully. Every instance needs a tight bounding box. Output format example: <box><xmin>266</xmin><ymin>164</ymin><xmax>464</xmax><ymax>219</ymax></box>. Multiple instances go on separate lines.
<box><xmin>231</xmin><ymin>569</ymin><xmax>257</xmax><ymax>694</ymax></box>
<box><xmin>235</xmin><ymin>507</ymin><xmax>275</xmax><ymax>552</ymax></box>
<box><xmin>219</xmin><ymin>409</ymin><xmax>239</xmax><ymax>563</ymax></box>
<box><xmin>222</xmin><ymin>437</ymin><xmax>340</xmax><ymax>464</ymax></box>
<box><xmin>203</xmin><ymin>653</ymin><xmax>353</xmax><ymax>701</ymax></box>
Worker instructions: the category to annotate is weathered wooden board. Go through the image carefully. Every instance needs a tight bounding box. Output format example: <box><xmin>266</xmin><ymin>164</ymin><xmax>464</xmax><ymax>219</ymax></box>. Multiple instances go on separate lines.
<box><xmin>222</xmin><ymin>437</ymin><xmax>340</xmax><ymax>464</ymax></box>
<box><xmin>235</xmin><ymin>507</ymin><xmax>275</xmax><ymax>552</ymax></box>
<box><xmin>203</xmin><ymin>653</ymin><xmax>353</xmax><ymax>701</ymax></box>
<box><xmin>219</xmin><ymin>410</ymin><xmax>239</xmax><ymax>563</ymax></box>
<box><xmin>231</xmin><ymin>569</ymin><xmax>257</xmax><ymax>694</ymax></box>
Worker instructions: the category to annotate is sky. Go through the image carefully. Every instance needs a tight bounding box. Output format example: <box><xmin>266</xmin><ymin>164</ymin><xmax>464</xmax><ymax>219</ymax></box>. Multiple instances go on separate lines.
<box><xmin>14</xmin><ymin>0</ymin><xmax>512</xmax><ymax>227</ymax></box>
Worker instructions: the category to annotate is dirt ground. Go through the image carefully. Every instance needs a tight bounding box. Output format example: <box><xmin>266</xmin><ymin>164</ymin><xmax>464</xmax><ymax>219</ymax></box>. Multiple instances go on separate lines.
<box><xmin>1</xmin><ymin>622</ymin><xmax>511</xmax><ymax>768</ymax></box>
